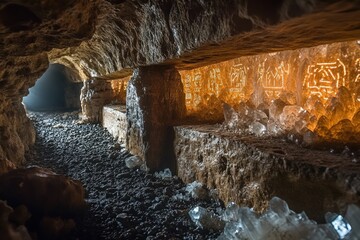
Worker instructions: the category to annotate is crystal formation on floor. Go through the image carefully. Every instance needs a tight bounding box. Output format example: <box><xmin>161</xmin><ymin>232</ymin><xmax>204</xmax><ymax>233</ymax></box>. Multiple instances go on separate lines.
<box><xmin>189</xmin><ymin>196</ymin><xmax>360</xmax><ymax>240</ymax></box>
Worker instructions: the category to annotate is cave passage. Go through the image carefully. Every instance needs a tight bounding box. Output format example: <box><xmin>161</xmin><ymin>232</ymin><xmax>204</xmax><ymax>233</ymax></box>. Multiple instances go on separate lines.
<box><xmin>25</xmin><ymin>110</ymin><xmax>222</xmax><ymax>240</ymax></box>
<box><xmin>23</xmin><ymin>64</ymin><xmax>82</xmax><ymax>111</ymax></box>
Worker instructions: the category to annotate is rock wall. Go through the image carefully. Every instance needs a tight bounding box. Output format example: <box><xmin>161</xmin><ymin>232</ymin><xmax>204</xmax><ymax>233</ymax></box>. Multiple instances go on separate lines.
<box><xmin>175</xmin><ymin>125</ymin><xmax>360</xmax><ymax>222</ymax></box>
<box><xmin>0</xmin><ymin>0</ymin><xmax>98</xmax><ymax>172</ymax></box>
<box><xmin>102</xmin><ymin>105</ymin><xmax>127</xmax><ymax>144</ymax></box>
<box><xmin>126</xmin><ymin>66</ymin><xmax>186</xmax><ymax>172</ymax></box>
<box><xmin>48</xmin><ymin>0</ymin><xmax>360</xmax><ymax>79</ymax></box>
<box><xmin>80</xmin><ymin>77</ymin><xmax>129</xmax><ymax>123</ymax></box>
<box><xmin>0</xmin><ymin>54</ymin><xmax>48</xmax><ymax>173</ymax></box>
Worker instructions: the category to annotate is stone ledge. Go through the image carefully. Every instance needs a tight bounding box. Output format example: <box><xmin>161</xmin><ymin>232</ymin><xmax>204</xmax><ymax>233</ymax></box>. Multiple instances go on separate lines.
<box><xmin>102</xmin><ymin>105</ymin><xmax>127</xmax><ymax>143</ymax></box>
<box><xmin>174</xmin><ymin>125</ymin><xmax>360</xmax><ymax>222</ymax></box>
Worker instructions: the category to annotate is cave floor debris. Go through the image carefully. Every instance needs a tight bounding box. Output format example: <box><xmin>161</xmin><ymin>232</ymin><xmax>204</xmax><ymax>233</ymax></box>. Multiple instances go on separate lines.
<box><xmin>25</xmin><ymin>111</ymin><xmax>222</xmax><ymax>240</ymax></box>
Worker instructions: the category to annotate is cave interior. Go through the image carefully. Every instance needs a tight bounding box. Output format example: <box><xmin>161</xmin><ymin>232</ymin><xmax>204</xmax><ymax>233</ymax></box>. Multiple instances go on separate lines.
<box><xmin>1</xmin><ymin>0</ymin><xmax>360</xmax><ymax>239</ymax></box>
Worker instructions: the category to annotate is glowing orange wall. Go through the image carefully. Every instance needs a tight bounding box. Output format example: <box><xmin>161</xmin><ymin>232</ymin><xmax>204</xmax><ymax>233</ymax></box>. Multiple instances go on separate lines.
<box><xmin>179</xmin><ymin>41</ymin><xmax>360</xmax><ymax>121</ymax></box>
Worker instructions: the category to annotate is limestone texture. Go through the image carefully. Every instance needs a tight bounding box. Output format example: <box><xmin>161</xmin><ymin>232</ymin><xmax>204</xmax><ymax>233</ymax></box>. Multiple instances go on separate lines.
<box><xmin>102</xmin><ymin>105</ymin><xmax>127</xmax><ymax>144</ymax></box>
<box><xmin>126</xmin><ymin>66</ymin><xmax>186</xmax><ymax>172</ymax></box>
<box><xmin>175</xmin><ymin>125</ymin><xmax>360</xmax><ymax>222</ymax></box>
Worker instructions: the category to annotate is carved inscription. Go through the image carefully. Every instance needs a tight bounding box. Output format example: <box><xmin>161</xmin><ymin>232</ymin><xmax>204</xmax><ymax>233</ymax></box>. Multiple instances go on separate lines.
<box><xmin>263</xmin><ymin>61</ymin><xmax>289</xmax><ymax>98</ymax></box>
<box><xmin>356</xmin><ymin>58</ymin><xmax>360</xmax><ymax>83</ymax></box>
<box><xmin>208</xmin><ymin>68</ymin><xmax>222</xmax><ymax>95</ymax></box>
<box><xmin>304</xmin><ymin>59</ymin><xmax>347</xmax><ymax>100</ymax></box>
<box><xmin>229</xmin><ymin>64</ymin><xmax>248</xmax><ymax>97</ymax></box>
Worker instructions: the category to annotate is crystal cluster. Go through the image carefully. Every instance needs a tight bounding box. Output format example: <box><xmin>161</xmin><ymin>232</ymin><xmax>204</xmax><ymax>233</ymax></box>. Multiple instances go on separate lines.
<box><xmin>222</xmin><ymin>86</ymin><xmax>360</xmax><ymax>146</ymax></box>
<box><xmin>188</xmin><ymin>197</ymin><xmax>360</xmax><ymax>240</ymax></box>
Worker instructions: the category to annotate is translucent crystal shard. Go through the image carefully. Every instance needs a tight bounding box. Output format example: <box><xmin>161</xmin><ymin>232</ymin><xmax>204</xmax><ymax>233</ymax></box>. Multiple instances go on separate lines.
<box><xmin>345</xmin><ymin>204</ymin><xmax>360</xmax><ymax>239</ymax></box>
<box><xmin>222</xmin><ymin>202</ymin><xmax>240</xmax><ymax>222</ymax></box>
<box><xmin>279</xmin><ymin>105</ymin><xmax>304</xmax><ymax>131</ymax></box>
<box><xmin>314</xmin><ymin>115</ymin><xmax>330</xmax><ymax>139</ymax></box>
<box><xmin>336</xmin><ymin>86</ymin><xmax>355</xmax><ymax>117</ymax></box>
<box><xmin>352</xmin><ymin>109</ymin><xmax>360</xmax><ymax>126</ymax></box>
<box><xmin>326</xmin><ymin>99</ymin><xmax>346</xmax><ymax>126</ymax></box>
<box><xmin>154</xmin><ymin>168</ymin><xmax>172</xmax><ymax>179</ymax></box>
<box><xmin>125</xmin><ymin>156</ymin><xmax>142</xmax><ymax>168</ymax></box>
<box><xmin>223</xmin><ymin>103</ymin><xmax>238</xmax><ymax>127</ymax></box>
<box><xmin>330</xmin><ymin>215</ymin><xmax>352</xmax><ymax>239</ymax></box>
<box><xmin>329</xmin><ymin>119</ymin><xmax>354</xmax><ymax>142</ymax></box>
<box><xmin>268</xmin><ymin>196</ymin><xmax>290</xmax><ymax>218</ymax></box>
<box><xmin>185</xmin><ymin>181</ymin><xmax>208</xmax><ymax>199</ymax></box>
<box><xmin>269</xmin><ymin>99</ymin><xmax>287</xmax><ymax>121</ymax></box>
<box><xmin>249</xmin><ymin>122</ymin><xmax>266</xmax><ymax>136</ymax></box>
<box><xmin>188</xmin><ymin>206</ymin><xmax>225</xmax><ymax>230</ymax></box>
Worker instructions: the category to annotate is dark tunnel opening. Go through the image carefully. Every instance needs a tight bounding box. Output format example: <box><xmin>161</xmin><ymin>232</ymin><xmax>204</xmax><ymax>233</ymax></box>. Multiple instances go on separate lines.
<box><xmin>23</xmin><ymin>64</ymin><xmax>82</xmax><ymax>111</ymax></box>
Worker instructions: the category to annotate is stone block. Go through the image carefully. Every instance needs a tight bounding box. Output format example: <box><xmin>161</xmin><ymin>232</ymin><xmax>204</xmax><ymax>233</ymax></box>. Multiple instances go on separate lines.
<box><xmin>175</xmin><ymin>125</ymin><xmax>360</xmax><ymax>222</ymax></box>
<box><xmin>102</xmin><ymin>105</ymin><xmax>127</xmax><ymax>144</ymax></box>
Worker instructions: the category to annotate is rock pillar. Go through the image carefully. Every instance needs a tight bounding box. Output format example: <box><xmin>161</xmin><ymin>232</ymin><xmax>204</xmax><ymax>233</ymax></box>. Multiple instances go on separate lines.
<box><xmin>126</xmin><ymin>65</ymin><xmax>185</xmax><ymax>173</ymax></box>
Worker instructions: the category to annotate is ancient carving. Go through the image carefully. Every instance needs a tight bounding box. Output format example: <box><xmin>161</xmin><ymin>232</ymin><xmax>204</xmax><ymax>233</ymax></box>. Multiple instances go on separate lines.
<box><xmin>208</xmin><ymin>68</ymin><xmax>222</xmax><ymax>96</ymax></box>
<box><xmin>304</xmin><ymin>59</ymin><xmax>347</xmax><ymax>100</ymax></box>
<box><xmin>229</xmin><ymin>63</ymin><xmax>248</xmax><ymax>97</ymax></box>
<box><xmin>263</xmin><ymin>61</ymin><xmax>289</xmax><ymax>98</ymax></box>
<box><xmin>355</xmin><ymin>58</ymin><xmax>360</xmax><ymax>83</ymax></box>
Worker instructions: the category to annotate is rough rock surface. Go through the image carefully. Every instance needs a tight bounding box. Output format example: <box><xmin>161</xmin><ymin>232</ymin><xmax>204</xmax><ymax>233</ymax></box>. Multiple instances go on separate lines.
<box><xmin>102</xmin><ymin>105</ymin><xmax>127</xmax><ymax>144</ymax></box>
<box><xmin>0</xmin><ymin>167</ymin><xmax>86</xmax><ymax>239</ymax></box>
<box><xmin>126</xmin><ymin>66</ymin><xmax>186</xmax><ymax>172</ymax></box>
<box><xmin>174</xmin><ymin>125</ymin><xmax>360</xmax><ymax>222</ymax></box>
<box><xmin>48</xmin><ymin>0</ymin><xmax>360</xmax><ymax>78</ymax></box>
<box><xmin>0</xmin><ymin>200</ymin><xmax>31</xmax><ymax>240</ymax></box>
<box><xmin>0</xmin><ymin>53</ymin><xmax>48</xmax><ymax>173</ymax></box>
<box><xmin>0</xmin><ymin>167</ymin><xmax>86</xmax><ymax>217</ymax></box>
<box><xmin>25</xmin><ymin>111</ymin><xmax>223</xmax><ymax>239</ymax></box>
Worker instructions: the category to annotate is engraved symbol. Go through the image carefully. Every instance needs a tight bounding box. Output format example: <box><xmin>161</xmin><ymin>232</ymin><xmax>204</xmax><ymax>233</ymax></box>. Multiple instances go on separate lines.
<box><xmin>304</xmin><ymin>59</ymin><xmax>347</xmax><ymax>100</ymax></box>
<box><xmin>355</xmin><ymin>58</ymin><xmax>360</xmax><ymax>83</ymax></box>
<box><xmin>263</xmin><ymin>61</ymin><xmax>289</xmax><ymax>98</ymax></box>
<box><xmin>229</xmin><ymin>63</ymin><xmax>248</xmax><ymax>95</ymax></box>
<box><xmin>208</xmin><ymin>68</ymin><xmax>221</xmax><ymax>95</ymax></box>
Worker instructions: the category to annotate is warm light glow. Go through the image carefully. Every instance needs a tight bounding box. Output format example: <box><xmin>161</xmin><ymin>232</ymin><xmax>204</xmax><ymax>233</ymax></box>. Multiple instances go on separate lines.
<box><xmin>109</xmin><ymin>75</ymin><xmax>130</xmax><ymax>104</ymax></box>
<box><xmin>179</xmin><ymin>41</ymin><xmax>360</xmax><ymax>145</ymax></box>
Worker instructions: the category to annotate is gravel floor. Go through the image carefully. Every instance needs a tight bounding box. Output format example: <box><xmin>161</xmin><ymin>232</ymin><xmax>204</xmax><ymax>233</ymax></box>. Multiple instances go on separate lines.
<box><xmin>25</xmin><ymin>111</ymin><xmax>223</xmax><ymax>240</ymax></box>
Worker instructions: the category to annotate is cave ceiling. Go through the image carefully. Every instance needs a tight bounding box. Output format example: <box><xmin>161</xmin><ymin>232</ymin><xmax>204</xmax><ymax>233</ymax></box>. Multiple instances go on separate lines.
<box><xmin>0</xmin><ymin>0</ymin><xmax>360</xmax><ymax>82</ymax></box>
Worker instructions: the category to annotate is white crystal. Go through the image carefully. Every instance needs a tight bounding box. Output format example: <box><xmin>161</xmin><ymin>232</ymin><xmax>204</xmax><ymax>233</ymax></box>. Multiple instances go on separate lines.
<box><xmin>249</xmin><ymin>121</ymin><xmax>266</xmax><ymax>136</ymax></box>
<box><xmin>330</xmin><ymin>215</ymin><xmax>352</xmax><ymax>239</ymax></box>
<box><xmin>125</xmin><ymin>156</ymin><xmax>142</xmax><ymax>168</ymax></box>
<box><xmin>222</xmin><ymin>202</ymin><xmax>240</xmax><ymax>222</ymax></box>
<box><xmin>345</xmin><ymin>204</ymin><xmax>360</xmax><ymax>239</ymax></box>
<box><xmin>154</xmin><ymin>168</ymin><xmax>172</xmax><ymax>179</ymax></box>
<box><xmin>279</xmin><ymin>105</ymin><xmax>304</xmax><ymax>131</ymax></box>
<box><xmin>185</xmin><ymin>181</ymin><xmax>208</xmax><ymax>199</ymax></box>
<box><xmin>189</xmin><ymin>206</ymin><xmax>225</xmax><ymax>230</ymax></box>
<box><xmin>213</xmin><ymin>196</ymin><xmax>360</xmax><ymax>240</ymax></box>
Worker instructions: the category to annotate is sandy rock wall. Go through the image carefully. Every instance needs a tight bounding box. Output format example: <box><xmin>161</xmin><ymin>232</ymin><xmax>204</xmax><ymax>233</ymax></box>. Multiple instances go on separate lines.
<box><xmin>0</xmin><ymin>54</ymin><xmax>48</xmax><ymax>173</ymax></box>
